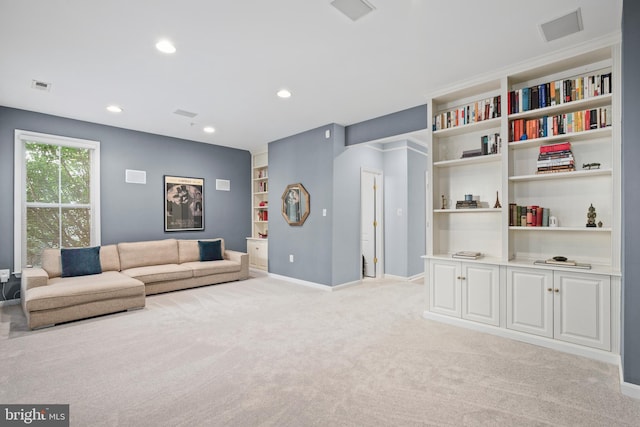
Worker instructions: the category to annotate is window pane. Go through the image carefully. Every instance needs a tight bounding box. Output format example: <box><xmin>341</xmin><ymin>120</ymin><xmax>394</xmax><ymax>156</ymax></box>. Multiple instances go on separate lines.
<box><xmin>61</xmin><ymin>208</ymin><xmax>91</xmax><ymax>248</ymax></box>
<box><xmin>26</xmin><ymin>207</ymin><xmax>60</xmax><ymax>267</ymax></box>
<box><xmin>60</xmin><ymin>146</ymin><xmax>90</xmax><ymax>204</ymax></box>
<box><xmin>25</xmin><ymin>143</ymin><xmax>59</xmax><ymax>203</ymax></box>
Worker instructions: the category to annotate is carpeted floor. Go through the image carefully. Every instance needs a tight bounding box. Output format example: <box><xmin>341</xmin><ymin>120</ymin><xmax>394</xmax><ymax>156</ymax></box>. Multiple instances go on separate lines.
<box><xmin>1</xmin><ymin>274</ymin><xmax>639</xmax><ymax>426</ymax></box>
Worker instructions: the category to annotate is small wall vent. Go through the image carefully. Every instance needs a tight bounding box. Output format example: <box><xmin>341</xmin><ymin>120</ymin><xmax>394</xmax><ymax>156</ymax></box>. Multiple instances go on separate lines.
<box><xmin>173</xmin><ymin>109</ymin><xmax>198</xmax><ymax>118</ymax></box>
<box><xmin>31</xmin><ymin>80</ymin><xmax>52</xmax><ymax>91</ymax></box>
<box><xmin>540</xmin><ymin>9</ymin><xmax>583</xmax><ymax>42</ymax></box>
<box><xmin>331</xmin><ymin>0</ymin><xmax>375</xmax><ymax>22</ymax></box>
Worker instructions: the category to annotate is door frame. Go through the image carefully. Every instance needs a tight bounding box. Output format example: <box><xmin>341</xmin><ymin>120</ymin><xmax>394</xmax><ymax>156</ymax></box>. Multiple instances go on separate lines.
<box><xmin>360</xmin><ymin>168</ymin><xmax>384</xmax><ymax>279</ymax></box>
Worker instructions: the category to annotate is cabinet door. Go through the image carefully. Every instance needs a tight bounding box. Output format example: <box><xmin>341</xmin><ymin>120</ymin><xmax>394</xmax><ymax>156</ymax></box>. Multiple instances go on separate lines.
<box><xmin>256</xmin><ymin>240</ymin><xmax>268</xmax><ymax>269</ymax></box>
<box><xmin>507</xmin><ymin>267</ymin><xmax>553</xmax><ymax>338</ymax></box>
<box><xmin>247</xmin><ymin>241</ymin><xmax>259</xmax><ymax>268</ymax></box>
<box><xmin>553</xmin><ymin>272</ymin><xmax>610</xmax><ymax>350</ymax></box>
<box><xmin>429</xmin><ymin>260</ymin><xmax>461</xmax><ymax>317</ymax></box>
<box><xmin>462</xmin><ymin>263</ymin><xmax>499</xmax><ymax>326</ymax></box>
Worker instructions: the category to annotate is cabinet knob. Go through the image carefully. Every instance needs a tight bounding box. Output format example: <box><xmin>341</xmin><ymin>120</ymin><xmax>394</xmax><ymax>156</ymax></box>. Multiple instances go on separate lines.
<box><xmin>554</xmin><ymin>288</ymin><xmax>559</xmax><ymax>293</ymax></box>
<box><xmin>547</xmin><ymin>288</ymin><xmax>553</xmax><ymax>292</ymax></box>
<box><xmin>457</xmin><ymin>276</ymin><xmax>462</xmax><ymax>280</ymax></box>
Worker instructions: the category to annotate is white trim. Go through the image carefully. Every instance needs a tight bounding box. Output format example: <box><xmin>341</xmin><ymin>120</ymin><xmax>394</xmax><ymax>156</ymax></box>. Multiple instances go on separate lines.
<box><xmin>619</xmin><ymin>359</ymin><xmax>640</xmax><ymax>400</ymax></box>
<box><xmin>423</xmin><ymin>310</ymin><xmax>619</xmax><ymax>365</ymax></box>
<box><xmin>385</xmin><ymin>273</ymin><xmax>425</xmax><ymax>282</ymax></box>
<box><xmin>14</xmin><ymin>130</ymin><xmax>101</xmax><ymax>274</ymax></box>
<box><xmin>268</xmin><ymin>273</ymin><xmax>362</xmax><ymax>291</ymax></box>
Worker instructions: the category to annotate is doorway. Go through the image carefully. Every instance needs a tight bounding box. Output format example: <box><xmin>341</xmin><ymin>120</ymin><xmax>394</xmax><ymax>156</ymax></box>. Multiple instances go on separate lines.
<box><xmin>361</xmin><ymin>169</ymin><xmax>383</xmax><ymax>279</ymax></box>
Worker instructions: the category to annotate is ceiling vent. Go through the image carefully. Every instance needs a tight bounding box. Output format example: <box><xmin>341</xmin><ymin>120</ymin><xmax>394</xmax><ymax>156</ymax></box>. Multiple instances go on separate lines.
<box><xmin>173</xmin><ymin>109</ymin><xmax>198</xmax><ymax>118</ymax></box>
<box><xmin>540</xmin><ymin>8</ymin><xmax>583</xmax><ymax>42</ymax></box>
<box><xmin>331</xmin><ymin>0</ymin><xmax>375</xmax><ymax>22</ymax></box>
<box><xmin>31</xmin><ymin>80</ymin><xmax>52</xmax><ymax>91</ymax></box>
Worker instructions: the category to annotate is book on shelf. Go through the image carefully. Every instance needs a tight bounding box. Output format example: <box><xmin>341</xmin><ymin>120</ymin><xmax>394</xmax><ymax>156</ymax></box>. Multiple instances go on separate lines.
<box><xmin>461</xmin><ymin>148</ymin><xmax>483</xmax><ymax>158</ymax></box>
<box><xmin>508</xmin><ymin>71</ymin><xmax>612</xmax><ymax>115</ymax></box>
<box><xmin>508</xmin><ymin>106</ymin><xmax>611</xmax><ymax>142</ymax></box>
<box><xmin>452</xmin><ymin>251</ymin><xmax>482</xmax><ymax>260</ymax></box>
<box><xmin>433</xmin><ymin>96</ymin><xmax>501</xmax><ymax>131</ymax></box>
<box><xmin>509</xmin><ymin>204</ymin><xmax>551</xmax><ymax>227</ymax></box>
<box><xmin>456</xmin><ymin>200</ymin><xmax>478</xmax><ymax>209</ymax></box>
<box><xmin>533</xmin><ymin>260</ymin><xmax>592</xmax><ymax>269</ymax></box>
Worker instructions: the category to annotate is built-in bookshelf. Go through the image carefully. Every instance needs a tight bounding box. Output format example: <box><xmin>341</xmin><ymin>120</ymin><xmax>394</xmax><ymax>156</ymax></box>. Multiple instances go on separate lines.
<box><xmin>247</xmin><ymin>151</ymin><xmax>268</xmax><ymax>270</ymax></box>
<box><xmin>424</xmin><ymin>43</ymin><xmax>621</xmax><ymax>361</ymax></box>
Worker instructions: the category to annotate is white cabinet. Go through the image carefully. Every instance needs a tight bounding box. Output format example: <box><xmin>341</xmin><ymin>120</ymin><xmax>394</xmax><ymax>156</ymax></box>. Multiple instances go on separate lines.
<box><xmin>429</xmin><ymin>260</ymin><xmax>499</xmax><ymax>326</ymax></box>
<box><xmin>507</xmin><ymin>267</ymin><xmax>610</xmax><ymax>350</ymax></box>
<box><xmin>553</xmin><ymin>271</ymin><xmax>610</xmax><ymax>350</ymax></box>
<box><xmin>247</xmin><ymin>238</ymin><xmax>268</xmax><ymax>270</ymax></box>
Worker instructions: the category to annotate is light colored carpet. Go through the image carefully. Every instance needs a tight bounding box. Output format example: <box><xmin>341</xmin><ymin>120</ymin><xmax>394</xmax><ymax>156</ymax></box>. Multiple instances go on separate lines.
<box><xmin>1</xmin><ymin>274</ymin><xmax>639</xmax><ymax>426</ymax></box>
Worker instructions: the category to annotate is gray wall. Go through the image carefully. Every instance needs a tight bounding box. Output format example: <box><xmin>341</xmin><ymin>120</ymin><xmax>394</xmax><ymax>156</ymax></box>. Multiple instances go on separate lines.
<box><xmin>345</xmin><ymin>104</ymin><xmax>428</xmax><ymax>146</ymax></box>
<box><xmin>622</xmin><ymin>0</ymin><xmax>640</xmax><ymax>386</ymax></box>
<box><xmin>0</xmin><ymin>107</ymin><xmax>251</xmax><ymax>300</ymax></box>
<box><xmin>268</xmin><ymin>124</ymin><xmax>335</xmax><ymax>285</ymax></box>
<box><xmin>381</xmin><ymin>140</ymin><xmax>428</xmax><ymax>277</ymax></box>
<box><xmin>332</xmin><ymin>141</ymin><xmax>384</xmax><ymax>285</ymax></box>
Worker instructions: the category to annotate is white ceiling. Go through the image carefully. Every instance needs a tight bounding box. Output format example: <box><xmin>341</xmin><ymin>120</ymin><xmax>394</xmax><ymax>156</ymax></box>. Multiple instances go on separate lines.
<box><xmin>0</xmin><ymin>1</ymin><xmax>622</xmax><ymax>153</ymax></box>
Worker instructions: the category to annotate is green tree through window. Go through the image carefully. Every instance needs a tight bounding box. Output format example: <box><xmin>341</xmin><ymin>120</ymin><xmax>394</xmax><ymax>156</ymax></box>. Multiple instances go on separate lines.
<box><xmin>15</xmin><ymin>131</ymin><xmax>100</xmax><ymax>271</ymax></box>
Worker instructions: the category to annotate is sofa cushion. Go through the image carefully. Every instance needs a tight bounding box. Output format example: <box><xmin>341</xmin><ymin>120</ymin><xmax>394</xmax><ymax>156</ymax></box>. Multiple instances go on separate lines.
<box><xmin>181</xmin><ymin>260</ymin><xmax>242</xmax><ymax>277</ymax></box>
<box><xmin>25</xmin><ymin>271</ymin><xmax>144</xmax><ymax>312</ymax></box>
<box><xmin>121</xmin><ymin>264</ymin><xmax>192</xmax><ymax>284</ymax></box>
<box><xmin>61</xmin><ymin>246</ymin><xmax>102</xmax><ymax>278</ymax></box>
<box><xmin>100</xmin><ymin>245</ymin><xmax>121</xmax><ymax>272</ymax></box>
<box><xmin>118</xmin><ymin>239</ymin><xmax>179</xmax><ymax>270</ymax></box>
<box><xmin>41</xmin><ymin>244</ymin><xmax>121</xmax><ymax>279</ymax></box>
<box><xmin>178</xmin><ymin>239</ymin><xmax>225</xmax><ymax>263</ymax></box>
<box><xmin>199</xmin><ymin>240</ymin><xmax>223</xmax><ymax>261</ymax></box>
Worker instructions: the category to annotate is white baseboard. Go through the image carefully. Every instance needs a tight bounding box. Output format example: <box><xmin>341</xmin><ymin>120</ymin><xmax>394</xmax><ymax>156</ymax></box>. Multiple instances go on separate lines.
<box><xmin>384</xmin><ymin>273</ymin><xmax>424</xmax><ymax>282</ymax></box>
<box><xmin>423</xmin><ymin>310</ymin><xmax>619</xmax><ymax>365</ymax></box>
<box><xmin>618</xmin><ymin>357</ymin><xmax>640</xmax><ymax>399</ymax></box>
<box><xmin>268</xmin><ymin>273</ymin><xmax>362</xmax><ymax>292</ymax></box>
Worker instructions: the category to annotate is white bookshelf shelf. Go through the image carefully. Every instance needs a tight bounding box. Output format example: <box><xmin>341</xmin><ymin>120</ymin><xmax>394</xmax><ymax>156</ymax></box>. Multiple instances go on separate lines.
<box><xmin>434</xmin><ymin>208</ymin><xmax>501</xmax><ymax>213</ymax></box>
<box><xmin>509</xmin><ymin>168</ymin><xmax>611</xmax><ymax>182</ymax></box>
<box><xmin>432</xmin><ymin>117</ymin><xmax>501</xmax><ymax>137</ymax></box>
<box><xmin>508</xmin><ymin>93</ymin><xmax>612</xmax><ymax>120</ymax></box>
<box><xmin>509</xmin><ymin>226</ymin><xmax>612</xmax><ymax>232</ymax></box>
<box><xmin>508</xmin><ymin>127</ymin><xmax>611</xmax><ymax>149</ymax></box>
<box><xmin>433</xmin><ymin>154</ymin><xmax>501</xmax><ymax>168</ymax></box>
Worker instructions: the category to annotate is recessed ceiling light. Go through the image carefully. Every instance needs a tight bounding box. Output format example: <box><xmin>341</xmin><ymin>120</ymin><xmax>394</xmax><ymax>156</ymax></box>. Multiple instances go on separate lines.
<box><xmin>106</xmin><ymin>105</ymin><xmax>123</xmax><ymax>113</ymax></box>
<box><xmin>277</xmin><ymin>89</ymin><xmax>292</xmax><ymax>98</ymax></box>
<box><xmin>203</xmin><ymin>126</ymin><xmax>215</xmax><ymax>134</ymax></box>
<box><xmin>156</xmin><ymin>39</ymin><xmax>176</xmax><ymax>54</ymax></box>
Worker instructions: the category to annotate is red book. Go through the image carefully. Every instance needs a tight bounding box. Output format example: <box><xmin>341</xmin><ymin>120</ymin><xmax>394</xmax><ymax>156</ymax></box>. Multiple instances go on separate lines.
<box><xmin>526</xmin><ymin>206</ymin><xmax>534</xmax><ymax>226</ymax></box>
<box><xmin>536</xmin><ymin>207</ymin><xmax>543</xmax><ymax>226</ymax></box>
<box><xmin>540</xmin><ymin>141</ymin><xmax>571</xmax><ymax>153</ymax></box>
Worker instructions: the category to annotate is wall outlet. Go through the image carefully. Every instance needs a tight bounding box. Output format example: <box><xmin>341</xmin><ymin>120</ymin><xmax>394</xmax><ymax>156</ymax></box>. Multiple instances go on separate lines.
<box><xmin>0</xmin><ymin>269</ymin><xmax>10</xmax><ymax>283</ymax></box>
<box><xmin>289</xmin><ymin>254</ymin><xmax>294</xmax><ymax>263</ymax></box>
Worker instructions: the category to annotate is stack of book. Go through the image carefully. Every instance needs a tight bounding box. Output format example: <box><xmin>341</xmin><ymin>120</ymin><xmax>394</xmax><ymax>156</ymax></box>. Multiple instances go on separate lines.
<box><xmin>509</xmin><ymin>106</ymin><xmax>611</xmax><ymax>142</ymax></box>
<box><xmin>456</xmin><ymin>200</ymin><xmax>478</xmax><ymax>209</ymax></box>
<box><xmin>452</xmin><ymin>251</ymin><xmax>482</xmax><ymax>260</ymax></box>
<box><xmin>536</xmin><ymin>142</ymin><xmax>574</xmax><ymax>174</ymax></box>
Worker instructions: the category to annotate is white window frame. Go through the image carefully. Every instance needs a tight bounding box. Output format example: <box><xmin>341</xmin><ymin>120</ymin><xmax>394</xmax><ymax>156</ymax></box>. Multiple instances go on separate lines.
<box><xmin>14</xmin><ymin>130</ymin><xmax>101</xmax><ymax>276</ymax></box>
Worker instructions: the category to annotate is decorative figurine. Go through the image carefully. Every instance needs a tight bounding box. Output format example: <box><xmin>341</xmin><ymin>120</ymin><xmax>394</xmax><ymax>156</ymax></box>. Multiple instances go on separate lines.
<box><xmin>494</xmin><ymin>191</ymin><xmax>501</xmax><ymax>209</ymax></box>
<box><xmin>582</xmin><ymin>162</ymin><xmax>601</xmax><ymax>170</ymax></box>
<box><xmin>586</xmin><ymin>203</ymin><xmax>597</xmax><ymax>228</ymax></box>
<box><xmin>598</xmin><ymin>221</ymin><xmax>603</xmax><ymax>228</ymax></box>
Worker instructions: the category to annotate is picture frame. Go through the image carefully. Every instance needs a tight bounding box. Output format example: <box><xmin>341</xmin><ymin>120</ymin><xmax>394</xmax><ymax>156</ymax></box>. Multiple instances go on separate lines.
<box><xmin>164</xmin><ymin>175</ymin><xmax>204</xmax><ymax>231</ymax></box>
<box><xmin>281</xmin><ymin>183</ymin><xmax>310</xmax><ymax>226</ymax></box>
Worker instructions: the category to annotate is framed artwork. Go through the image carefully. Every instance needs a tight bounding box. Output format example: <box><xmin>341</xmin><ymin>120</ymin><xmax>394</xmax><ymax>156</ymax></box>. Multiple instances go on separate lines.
<box><xmin>164</xmin><ymin>175</ymin><xmax>204</xmax><ymax>231</ymax></box>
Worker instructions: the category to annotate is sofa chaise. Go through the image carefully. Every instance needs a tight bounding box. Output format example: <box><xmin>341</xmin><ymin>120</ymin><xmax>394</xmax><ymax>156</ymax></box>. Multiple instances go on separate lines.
<box><xmin>21</xmin><ymin>238</ymin><xmax>249</xmax><ymax>329</ymax></box>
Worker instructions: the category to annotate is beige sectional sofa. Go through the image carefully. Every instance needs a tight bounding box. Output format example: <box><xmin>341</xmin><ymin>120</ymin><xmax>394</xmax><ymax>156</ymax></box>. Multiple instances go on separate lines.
<box><xmin>21</xmin><ymin>238</ymin><xmax>249</xmax><ymax>329</ymax></box>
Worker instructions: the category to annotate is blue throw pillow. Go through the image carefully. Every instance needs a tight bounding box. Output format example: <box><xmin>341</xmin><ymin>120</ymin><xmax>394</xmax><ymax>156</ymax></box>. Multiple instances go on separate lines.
<box><xmin>198</xmin><ymin>240</ymin><xmax>223</xmax><ymax>261</ymax></box>
<box><xmin>61</xmin><ymin>246</ymin><xmax>102</xmax><ymax>278</ymax></box>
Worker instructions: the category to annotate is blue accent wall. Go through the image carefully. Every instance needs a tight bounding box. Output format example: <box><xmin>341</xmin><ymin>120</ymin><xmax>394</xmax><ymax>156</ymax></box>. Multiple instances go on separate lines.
<box><xmin>622</xmin><ymin>0</ymin><xmax>640</xmax><ymax>386</ymax></box>
<box><xmin>0</xmin><ymin>107</ymin><xmax>251</xmax><ymax>300</ymax></box>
